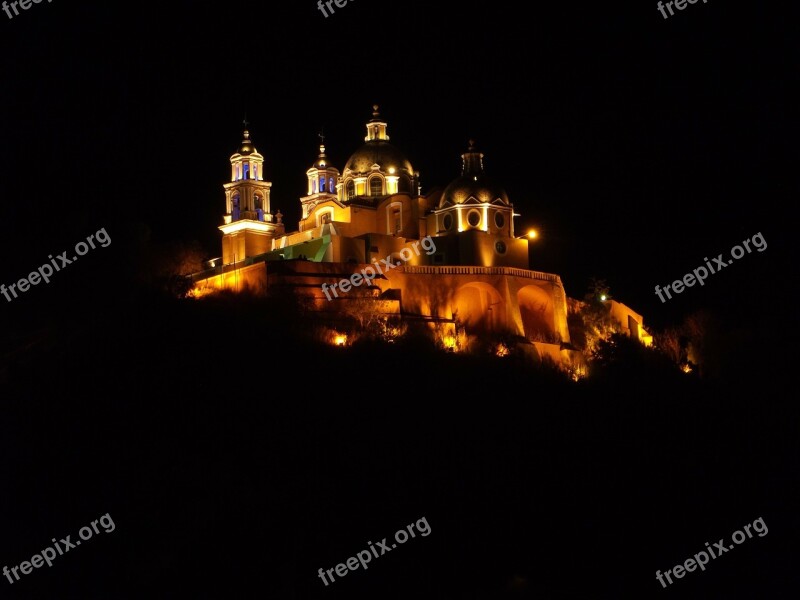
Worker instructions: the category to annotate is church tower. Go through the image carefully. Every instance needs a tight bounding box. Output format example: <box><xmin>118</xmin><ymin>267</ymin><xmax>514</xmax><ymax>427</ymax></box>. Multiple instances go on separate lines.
<box><xmin>219</xmin><ymin>125</ymin><xmax>285</xmax><ymax>265</ymax></box>
<box><xmin>300</xmin><ymin>140</ymin><xmax>340</xmax><ymax>222</ymax></box>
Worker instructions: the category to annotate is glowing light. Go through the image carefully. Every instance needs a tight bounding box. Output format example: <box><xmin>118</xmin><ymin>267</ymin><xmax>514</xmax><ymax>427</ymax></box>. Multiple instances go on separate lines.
<box><xmin>334</xmin><ymin>334</ymin><xmax>347</xmax><ymax>346</ymax></box>
<box><xmin>495</xmin><ymin>343</ymin><xmax>510</xmax><ymax>357</ymax></box>
<box><xmin>600</xmin><ymin>294</ymin><xmax>607</xmax><ymax>301</ymax></box>
<box><xmin>386</xmin><ymin>175</ymin><xmax>399</xmax><ymax>194</ymax></box>
<box><xmin>388</xmin><ymin>167</ymin><xmax>395</xmax><ymax>174</ymax></box>
<box><xmin>681</xmin><ymin>364</ymin><xmax>693</xmax><ymax>374</ymax></box>
<box><xmin>527</xmin><ymin>229</ymin><xmax>538</xmax><ymax>239</ymax></box>
<box><xmin>219</xmin><ymin>220</ymin><xmax>275</xmax><ymax>235</ymax></box>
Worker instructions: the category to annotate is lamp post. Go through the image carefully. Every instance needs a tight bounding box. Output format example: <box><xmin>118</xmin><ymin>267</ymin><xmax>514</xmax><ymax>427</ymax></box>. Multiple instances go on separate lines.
<box><xmin>514</xmin><ymin>229</ymin><xmax>539</xmax><ymax>241</ymax></box>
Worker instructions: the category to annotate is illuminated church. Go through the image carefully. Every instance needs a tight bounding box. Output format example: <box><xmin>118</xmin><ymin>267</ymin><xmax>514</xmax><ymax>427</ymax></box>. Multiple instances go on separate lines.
<box><xmin>192</xmin><ymin>106</ymin><xmax>649</xmax><ymax>363</ymax></box>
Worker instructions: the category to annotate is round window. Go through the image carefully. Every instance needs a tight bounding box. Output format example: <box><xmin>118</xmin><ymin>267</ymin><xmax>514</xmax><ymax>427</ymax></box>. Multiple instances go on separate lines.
<box><xmin>494</xmin><ymin>212</ymin><xmax>505</xmax><ymax>229</ymax></box>
<box><xmin>467</xmin><ymin>210</ymin><xmax>481</xmax><ymax>227</ymax></box>
<box><xmin>495</xmin><ymin>241</ymin><xmax>507</xmax><ymax>254</ymax></box>
<box><xmin>443</xmin><ymin>214</ymin><xmax>453</xmax><ymax>231</ymax></box>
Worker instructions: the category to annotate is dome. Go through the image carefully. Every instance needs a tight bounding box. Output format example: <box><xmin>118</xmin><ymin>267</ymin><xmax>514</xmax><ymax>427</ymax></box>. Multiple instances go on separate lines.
<box><xmin>234</xmin><ymin>130</ymin><xmax>257</xmax><ymax>157</ymax></box>
<box><xmin>439</xmin><ymin>140</ymin><xmax>509</xmax><ymax>208</ymax></box>
<box><xmin>311</xmin><ymin>144</ymin><xmax>336</xmax><ymax>171</ymax></box>
<box><xmin>344</xmin><ymin>140</ymin><xmax>414</xmax><ymax>176</ymax></box>
<box><xmin>440</xmin><ymin>174</ymin><xmax>509</xmax><ymax>207</ymax></box>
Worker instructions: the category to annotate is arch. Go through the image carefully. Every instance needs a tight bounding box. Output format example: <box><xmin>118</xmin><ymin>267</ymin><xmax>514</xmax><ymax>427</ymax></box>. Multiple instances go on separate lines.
<box><xmin>387</xmin><ymin>201</ymin><xmax>403</xmax><ymax>234</ymax></box>
<box><xmin>317</xmin><ymin>208</ymin><xmax>334</xmax><ymax>226</ymax></box>
<box><xmin>232</xmin><ymin>194</ymin><xmax>241</xmax><ymax>221</ymax></box>
<box><xmin>398</xmin><ymin>174</ymin><xmax>412</xmax><ymax>194</ymax></box>
<box><xmin>369</xmin><ymin>175</ymin><xmax>383</xmax><ymax>196</ymax></box>
<box><xmin>452</xmin><ymin>282</ymin><xmax>505</xmax><ymax>334</ymax></box>
<box><xmin>346</xmin><ymin>180</ymin><xmax>355</xmax><ymax>200</ymax></box>
<box><xmin>517</xmin><ymin>285</ymin><xmax>556</xmax><ymax>342</ymax></box>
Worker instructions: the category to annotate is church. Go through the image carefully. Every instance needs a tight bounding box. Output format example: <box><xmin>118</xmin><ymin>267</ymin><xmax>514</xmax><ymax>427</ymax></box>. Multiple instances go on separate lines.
<box><xmin>190</xmin><ymin>106</ymin><xmax>650</xmax><ymax>365</ymax></box>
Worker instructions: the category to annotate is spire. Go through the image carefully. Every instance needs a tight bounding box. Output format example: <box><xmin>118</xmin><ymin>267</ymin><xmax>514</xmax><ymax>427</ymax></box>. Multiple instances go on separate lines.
<box><xmin>237</xmin><ymin>119</ymin><xmax>256</xmax><ymax>156</ymax></box>
<box><xmin>461</xmin><ymin>139</ymin><xmax>484</xmax><ymax>177</ymax></box>
<box><xmin>317</xmin><ymin>130</ymin><xmax>328</xmax><ymax>165</ymax></box>
<box><xmin>315</xmin><ymin>141</ymin><xmax>328</xmax><ymax>168</ymax></box>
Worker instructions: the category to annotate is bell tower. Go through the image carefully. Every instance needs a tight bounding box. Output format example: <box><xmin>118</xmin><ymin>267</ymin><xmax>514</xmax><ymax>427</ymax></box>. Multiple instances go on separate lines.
<box><xmin>301</xmin><ymin>137</ymin><xmax>340</xmax><ymax>221</ymax></box>
<box><xmin>219</xmin><ymin>123</ymin><xmax>285</xmax><ymax>264</ymax></box>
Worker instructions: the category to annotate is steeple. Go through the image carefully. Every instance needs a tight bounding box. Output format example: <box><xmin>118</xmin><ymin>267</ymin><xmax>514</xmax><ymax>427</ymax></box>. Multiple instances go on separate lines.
<box><xmin>219</xmin><ymin>124</ymin><xmax>284</xmax><ymax>265</ymax></box>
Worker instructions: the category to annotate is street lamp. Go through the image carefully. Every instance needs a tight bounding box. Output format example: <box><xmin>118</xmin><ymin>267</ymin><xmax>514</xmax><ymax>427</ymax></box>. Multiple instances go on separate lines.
<box><xmin>515</xmin><ymin>228</ymin><xmax>539</xmax><ymax>240</ymax></box>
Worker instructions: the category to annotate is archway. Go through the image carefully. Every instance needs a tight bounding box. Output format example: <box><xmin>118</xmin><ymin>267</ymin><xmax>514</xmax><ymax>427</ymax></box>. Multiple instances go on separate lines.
<box><xmin>452</xmin><ymin>282</ymin><xmax>505</xmax><ymax>334</ymax></box>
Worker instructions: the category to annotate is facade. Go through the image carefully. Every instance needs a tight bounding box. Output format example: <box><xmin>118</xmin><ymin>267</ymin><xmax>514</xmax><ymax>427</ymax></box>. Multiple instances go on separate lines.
<box><xmin>193</xmin><ymin>106</ymin><xmax>596</xmax><ymax>362</ymax></box>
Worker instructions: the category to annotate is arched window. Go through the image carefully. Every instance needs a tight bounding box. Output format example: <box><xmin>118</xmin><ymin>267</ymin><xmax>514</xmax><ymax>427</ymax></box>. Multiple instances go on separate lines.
<box><xmin>320</xmin><ymin>177</ymin><xmax>326</xmax><ymax>192</ymax></box>
<box><xmin>387</xmin><ymin>202</ymin><xmax>402</xmax><ymax>234</ymax></box>
<box><xmin>370</xmin><ymin>177</ymin><xmax>383</xmax><ymax>196</ymax></box>
<box><xmin>232</xmin><ymin>194</ymin><xmax>240</xmax><ymax>221</ymax></box>
<box><xmin>243</xmin><ymin>164</ymin><xmax>250</xmax><ymax>180</ymax></box>
<box><xmin>312</xmin><ymin>179</ymin><xmax>317</xmax><ymax>194</ymax></box>
<box><xmin>346</xmin><ymin>180</ymin><xmax>355</xmax><ymax>200</ymax></box>
<box><xmin>398</xmin><ymin>175</ymin><xmax>412</xmax><ymax>194</ymax></box>
<box><xmin>254</xmin><ymin>195</ymin><xmax>263</xmax><ymax>210</ymax></box>
<box><xmin>329</xmin><ymin>178</ymin><xmax>335</xmax><ymax>193</ymax></box>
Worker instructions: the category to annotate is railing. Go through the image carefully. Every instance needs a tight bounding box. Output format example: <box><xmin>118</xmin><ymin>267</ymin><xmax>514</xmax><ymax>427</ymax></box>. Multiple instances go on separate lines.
<box><xmin>189</xmin><ymin>262</ymin><xmax>562</xmax><ymax>285</ymax></box>
<box><xmin>399</xmin><ymin>265</ymin><xmax>561</xmax><ymax>284</ymax></box>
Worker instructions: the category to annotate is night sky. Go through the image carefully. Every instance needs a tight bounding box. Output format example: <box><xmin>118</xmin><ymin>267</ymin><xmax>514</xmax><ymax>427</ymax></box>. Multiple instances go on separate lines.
<box><xmin>0</xmin><ymin>0</ymin><xmax>792</xmax><ymax>325</ymax></box>
<box><xmin>0</xmin><ymin>1</ymin><xmax>796</xmax><ymax>598</ymax></box>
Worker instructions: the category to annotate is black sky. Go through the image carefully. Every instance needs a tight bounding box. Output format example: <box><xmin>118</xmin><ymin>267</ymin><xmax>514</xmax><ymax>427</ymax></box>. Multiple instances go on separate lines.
<box><xmin>0</xmin><ymin>3</ymin><xmax>798</xmax><ymax>599</ymax></box>
<box><xmin>0</xmin><ymin>0</ymin><xmax>794</xmax><ymax>326</ymax></box>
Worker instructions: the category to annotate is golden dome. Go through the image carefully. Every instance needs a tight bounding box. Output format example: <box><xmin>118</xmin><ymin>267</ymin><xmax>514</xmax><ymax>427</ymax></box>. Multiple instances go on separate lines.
<box><xmin>344</xmin><ymin>140</ymin><xmax>414</xmax><ymax>176</ymax></box>
<box><xmin>344</xmin><ymin>105</ymin><xmax>414</xmax><ymax>177</ymax></box>
<box><xmin>440</xmin><ymin>140</ymin><xmax>509</xmax><ymax>207</ymax></box>
<box><xmin>235</xmin><ymin>130</ymin><xmax>257</xmax><ymax>156</ymax></box>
